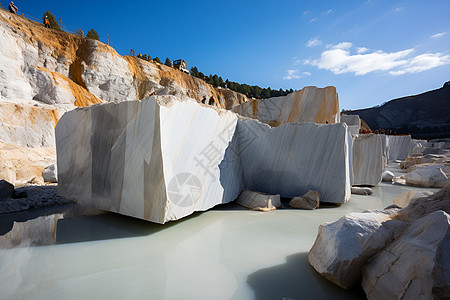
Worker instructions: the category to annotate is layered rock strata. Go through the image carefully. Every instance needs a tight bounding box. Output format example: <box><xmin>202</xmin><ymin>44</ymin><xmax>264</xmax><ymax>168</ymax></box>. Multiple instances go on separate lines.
<box><xmin>232</xmin><ymin>86</ymin><xmax>340</xmax><ymax>126</ymax></box>
<box><xmin>56</xmin><ymin>96</ymin><xmax>352</xmax><ymax>223</ymax></box>
<box><xmin>352</xmin><ymin>134</ymin><xmax>384</xmax><ymax>186</ymax></box>
<box><xmin>0</xmin><ymin>10</ymin><xmax>248</xmax><ymax>148</ymax></box>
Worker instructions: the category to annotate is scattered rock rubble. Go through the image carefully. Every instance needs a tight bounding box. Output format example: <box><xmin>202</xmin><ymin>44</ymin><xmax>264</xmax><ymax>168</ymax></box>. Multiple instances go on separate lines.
<box><xmin>289</xmin><ymin>190</ymin><xmax>320</xmax><ymax>210</ymax></box>
<box><xmin>308</xmin><ymin>185</ymin><xmax>450</xmax><ymax>299</ymax></box>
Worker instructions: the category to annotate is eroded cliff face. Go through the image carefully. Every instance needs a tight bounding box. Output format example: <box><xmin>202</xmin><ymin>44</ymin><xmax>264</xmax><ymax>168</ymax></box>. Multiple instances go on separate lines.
<box><xmin>0</xmin><ymin>9</ymin><xmax>248</xmax><ymax>147</ymax></box>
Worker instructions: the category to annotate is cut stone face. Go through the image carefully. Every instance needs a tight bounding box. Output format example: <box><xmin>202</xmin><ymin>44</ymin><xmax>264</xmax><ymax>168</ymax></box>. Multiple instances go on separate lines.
<box><xmin>352</xmin><ymin>134</ymin><xmax>384</xmax><ymax>186</ymax></box>
<box><xmin>237</xmin><ymin>120</ymin><xmax>351</xmax><ymax>203</ymax></box>
<box><xmin>56</xmin><ymin>96</ymin><xmax>351</xmax><ymax>223</ymax></box>
<box><xmin>57</xmin><ymin>96</ymin><xmax>243</xmax><ymax>224</ymax></box>
<box><xmin>232</xmin><ymin>86</ymin><xmax>340</xmax><ymax>126</ymax></box>
<box><xmin>388</xmin><ymin>135</ymin><xmax>413</xmax><ymax>161</ymax></box>
<box><xmin>340</xmin><ymin>115</ymin><xmax>360</xmax><ymax>135</ymax></box>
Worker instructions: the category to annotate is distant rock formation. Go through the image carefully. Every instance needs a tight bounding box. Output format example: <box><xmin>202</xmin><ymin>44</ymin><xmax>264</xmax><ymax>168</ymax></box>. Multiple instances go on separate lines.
<box><xmin>345</xmin><ymin>84</ymin><xmax>450</xmax><ymax>139</ymax></box>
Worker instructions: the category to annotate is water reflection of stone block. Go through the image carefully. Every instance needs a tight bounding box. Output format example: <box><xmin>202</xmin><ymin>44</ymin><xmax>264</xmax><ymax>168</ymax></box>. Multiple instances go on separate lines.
<box><xmin>0</xmin><ymin>214</ymin><xmax>62</xmax><ymax>249</ymax></box>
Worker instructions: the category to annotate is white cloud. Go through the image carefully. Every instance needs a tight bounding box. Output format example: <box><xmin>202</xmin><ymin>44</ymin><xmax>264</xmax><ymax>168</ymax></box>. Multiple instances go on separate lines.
<box><xmin>303</xmin><ymin>71</ymin><xmax>311</xmax><ymax>76</ymax></box>
<box><xmin>292</xmin><ymin>57</ymin><xmax>302</xmax><ymax>65</ymax></box>
<box><xmin>331</xmin><ymin>42</ymin><xmax>352</xmax><ymax>50</ymax></box>
<box><xmin>325</xmin><ymin>9</ymin><xmax>333</xmax><ymax>14</ymax></box>
<box><xmin>389</xmin><ymin>53</ymin><xmax>450</xmax><ymax>75</ymax></box>
<box><xmin>305</xmin><ymin>42</ymin><xmax>450</xmax><ymax>76</ymax></box>
<box><xmin>306</xmin><ymin>37</ymin><xmax>322</xmax><ymax>47</ymax></box>
<box><xmin>357</xmin><ymin>47</ymin><xmax>369</xmax><ymax>54</ymax></box>
<box><xmin>394</xmin><ymin>7</ymin><xmax>405</xmax><ymax>12</ymax></box>
<box><xmin>283</xmin><ymin>69</ymin><xmax>301</xmax><ymax>80</ymax></box>
<box><xmin>309</xmin><ymin>18</ymin><xmax>318</xmax><ymax>23</ymax></box>
<box><xmin>431</xmin><ymin>32</ymin><xmax>446</xmax><ymax>39</ymax></box>
<box><xmin>303</xmin><ymin>10</ymin><xmax>311</xmax><ymax>16</ymax></box>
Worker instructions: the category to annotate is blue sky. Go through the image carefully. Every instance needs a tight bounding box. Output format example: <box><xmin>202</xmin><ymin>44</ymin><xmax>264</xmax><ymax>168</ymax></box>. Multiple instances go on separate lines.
<box><xmin>10</xmin><ymin>0</ymin><xmax>450</xmax><ymax>109</ymax></box>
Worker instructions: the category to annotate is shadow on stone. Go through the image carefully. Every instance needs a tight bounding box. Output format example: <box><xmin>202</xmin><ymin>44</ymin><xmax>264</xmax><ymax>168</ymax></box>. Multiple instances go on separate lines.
<box><xmin>247</xmin><ymin>252</ymin><xmax>366</xmax><ymax>300</ymax></box>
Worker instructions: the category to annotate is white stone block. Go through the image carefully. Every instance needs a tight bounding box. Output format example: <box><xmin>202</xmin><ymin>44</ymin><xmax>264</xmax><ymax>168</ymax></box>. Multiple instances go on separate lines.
<box><xmin>56</xmin><ymin>96</ymin><xmax>352</xmax><ymax>223</ymax></box>
<box><xmin>237</xmin><ymin>120</ymin><xmax>351</xmax><ymax>204</ymax></box>
<box><xmin>382</xmin><ymin>170</ymin><xmax>394</xmax><ymax>182</ymax></box>
<box><xmin>340</xmin><ymin>115</ymin><xmax>360</xmax><ymax>135</ymax></box>
<box><xmin>352</xmin><ymin>134</ymin><xmax>384</xmax><ymax>186</ymax></box>
<box><xmin>307</xmin><ymin>210</ymin><xmax>405</xmax><ymax>289</ymax></box>
<box><xmin>57</xmin><ymin>96</ymin><xmax>242</xmax><ymax>224</ymax></box>
<box><xmin>232</xmin><ymin>86</ymin><xmax>340</xmax><ymax>126</ymax></box>
<box><xmin>362</xmin><ymin>211</ymin><xmax>450</xmax><ymax>300</ymax></box>
<box><xmin>236</xmin><ymin>190</ymin><xmax>281</xmax><ymax>211</ymax></box>
<box><xmin>388</xmin><ymin>135</ymin><xmax>413</xmax><ymax>161</ymax></box>
<box><xmin>42</xmin><ymin>164</ymin><xmax>57</xmax><ymax>183</ymax></box>
<box><xmin>405</xmin><ymin>166</ymin><xmax>449</xmax><ymax>188</ymax></box>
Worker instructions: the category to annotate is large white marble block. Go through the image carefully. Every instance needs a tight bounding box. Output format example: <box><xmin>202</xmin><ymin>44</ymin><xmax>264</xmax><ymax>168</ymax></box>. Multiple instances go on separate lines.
<box><xmin>237</xmin><ymin>120</ymin><xmax>352</xmax><ymax>204</ymax></box>
<box><xmin>232</xmin><ymin>86</ymin><xmax>340</xmax><ymax>126</ymax></box>
<box><xmin>380</xmin><ymin>134</ymin><xmax>389</xmax><ymax>166</ymax></box>
<box><xmin>352</xmin><ymin>134</ymin><xmax>384</xmax><ymax>186</ymax></box>
<box><xmin>57</xmin><ymin>96</ymin><xmax>352</xmax><ymax>223</ymax></box>
<box><xmin>387</xmin><ymin>135</ymin><xmax>413</xmax><ymax>161</ymax></box>
<box><xmin>56</xmin><ymin>96</ymin><xmax>243</xmax><ymax>224</ymax></box>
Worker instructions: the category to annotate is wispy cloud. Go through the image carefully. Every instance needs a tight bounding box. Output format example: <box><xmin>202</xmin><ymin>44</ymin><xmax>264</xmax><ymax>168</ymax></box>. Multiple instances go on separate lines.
<box><xmin>431</xmin><ymin>32</ymin><xmax>446</xmax><ymax>39</ymax></box>
<box><xmin>292</xmin><ymin>57</ymin><xmax>302</xmax><ymax>65</ymax></box>
<box><xmin>308</xmin><ymin>18</ymin><xmax>318</xmax><ymax>23</ymax></box>
<box><xmin>389</xmin><ymin>53</ymin><xmax>450</xmax><ymax>75</ymax></box>
<box><xmin>302</xmin><ymin>10</ymin><xmax>311</xmax><ymax>16</ymax></box>
<box><xmin>305</xmin><ymin>42</ymin><xmax>450</xmax><ymax>76</ymax></box>
<box><xmin>283</xmin><ymin>69</ymin><xmax>301</xmax><ymax>80</ymax></box>
<box><xmin>322</xmin><ymin>9</ymin><xmax>333</xmax><ymax>15</ymax></box>
<box><xmin>303</xmin><ymin>71</ymin><xmax>312</xmax><ymax>76</ymax></box>
<box><xmin>357</xmin><ymin>47</ymin><xmax>370</xmax><ymax>54</ymax></box>
<box><xmin>394</xmin><ymin>7</ymin><xmax>405</xmax><ymax>12</ymax></box>
<box><xmin>306</xmin><ymin>37</ymin><xmax>322</xmax><ymax>47</ymax></box>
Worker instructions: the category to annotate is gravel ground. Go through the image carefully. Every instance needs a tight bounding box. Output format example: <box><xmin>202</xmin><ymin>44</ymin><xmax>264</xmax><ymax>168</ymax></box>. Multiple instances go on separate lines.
<box><xmin>0</xmin><ymin>184</ymin><xmax>73</xmax><ymax>214</ymax></box>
